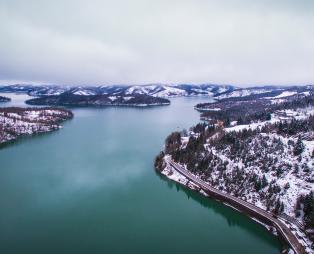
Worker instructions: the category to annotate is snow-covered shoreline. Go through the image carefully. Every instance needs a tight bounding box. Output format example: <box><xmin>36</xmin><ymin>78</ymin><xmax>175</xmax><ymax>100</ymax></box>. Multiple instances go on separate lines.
<box><xmin>0</xmin><ymin>107</ymin><xmax>73</xmax><ymax>145</ymax></box>
<box><xmin>159</xmin><ymin>158</ymin><xmax>312</xmax><ymax>253</ymax></box>
<box><xmin>156</xmin><ymin>93</ymin><xmax>314</xmax><ymax>253</ymax></box>
<box><xmin>158</xmin><ymin>161</ymin><xmax>290</xmax><ymax>249</ymax></box>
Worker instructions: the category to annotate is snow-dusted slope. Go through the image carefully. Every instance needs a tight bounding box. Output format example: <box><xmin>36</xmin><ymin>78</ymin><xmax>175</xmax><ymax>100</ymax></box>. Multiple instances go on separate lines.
<box><xmin>215</xmin><ymin>86</ymin><xmax>314</xmax><ymax>100</ymax></box>
<box><xmin>150</xmin><ymin>85</ymin><xmax>188</xmax><ymax>97</ymax></box>
<box><xmin>157</xmin><ymin>93</ymin><xmax>314</xmax><ymax>252</ymax></box>
<box><xmin>2</xmin><ymin>84</ymin><xmax>313</xmax><ymax>100</ymax></box>
<box><xmin>0</xmin><ymin>107</ymin><xmax>73</xmax><ymax>144</ymax></box>
<box><xmin>215</xmin><ymin>87</ymin><xmax>280</xmax><ymax>99</ymax></box>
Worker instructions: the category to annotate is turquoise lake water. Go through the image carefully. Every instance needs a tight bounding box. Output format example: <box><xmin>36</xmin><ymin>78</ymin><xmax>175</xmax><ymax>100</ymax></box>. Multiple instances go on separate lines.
<box><xmin>0</xmin><ymin>95</ymin><xmax>281</xmax><ymax>254</ymax></box>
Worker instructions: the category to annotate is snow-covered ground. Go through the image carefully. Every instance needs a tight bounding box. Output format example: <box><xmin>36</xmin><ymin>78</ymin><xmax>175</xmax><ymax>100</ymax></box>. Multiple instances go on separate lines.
<box><xmin>0</xmin><ymin>108</ymin><xmax>73</xmax><ymax>144</ymax></box>
<box><xmin>161</xmin><ymin>104</ymin><xmax>314</xmax><ymax>252</ymax></box>
<box><xmin>216</xmin><ymin>88</ymin><xmax>280</xmax><ymax>99</ymax></box>
<box><xmin>215</xmin><ymin>86</ymin><xmax>313</xmax><ymax>101</ymax></box>
<box><xmin>159</xmin><ymin>156</ymin><xmax>305</xmax><ymax>253</ymax></box>
<box><xmin>225</xmin><ymin>106</ymin><xmax>314</xmax><ymax>133</ymax></box>
<box><xmin>210</xmin><ymin>107</ymin><xmax>314</xmax><ymax>220</ymax></box>
<box><xmin>273</xmin><ymin>91</ymin><xmax>298</xmax><ymax>98</ymax></box>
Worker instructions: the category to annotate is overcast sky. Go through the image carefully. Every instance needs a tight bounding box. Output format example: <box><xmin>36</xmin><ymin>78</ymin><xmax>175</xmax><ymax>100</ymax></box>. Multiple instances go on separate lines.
<box><xmin>0</xmin><ymin>0</ymin><xmax>314</xmax><ymax>86</ymax></box>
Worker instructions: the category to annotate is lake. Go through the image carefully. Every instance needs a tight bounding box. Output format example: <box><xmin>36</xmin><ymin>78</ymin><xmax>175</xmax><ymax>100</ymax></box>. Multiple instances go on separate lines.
<box><xmin>0</xmin><ymin>95</ymin><xmax>281</xmax><ymax>254</ymax></box>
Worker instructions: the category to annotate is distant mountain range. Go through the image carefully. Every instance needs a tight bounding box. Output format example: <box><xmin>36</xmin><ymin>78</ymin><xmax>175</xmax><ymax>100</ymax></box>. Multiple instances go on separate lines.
<box><xmin>1</xmin><ymin>84</ymin><xmax>313</xmax><ymax>107</ymax></box>
<box><xmin>0</xmin><ymin>84</ymin><xmax>235</xmax><ymax>97</ymax></box>
<box><xmin>0</xmin><ymin>84</ymin><xmax>313</xmax><ymax>98</ymax></box>
<box><xmin>214</xmin><ymin>85</ymin><xmax>314</xmax><ymax>100</ymax></box>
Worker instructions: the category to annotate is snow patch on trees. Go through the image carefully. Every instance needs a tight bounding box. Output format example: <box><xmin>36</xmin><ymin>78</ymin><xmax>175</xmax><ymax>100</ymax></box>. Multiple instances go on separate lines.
<box><xmin>0</xmin><ymin>107</ymin><xmax>73</xmax><ymax>144</ymax></box>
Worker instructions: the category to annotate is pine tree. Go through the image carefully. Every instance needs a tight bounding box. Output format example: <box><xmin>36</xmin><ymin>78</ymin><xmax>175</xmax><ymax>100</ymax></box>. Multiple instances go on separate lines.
<box><xmin>266</xmin><ymin>113</ymin><xmax>271</xmax><ymax>121</ymax></box>
<box><xmin>303</xmin><ymin>191</ymin><xmax>314</xmax><ymax>228</ymax></box>
<box><xmin>280</xmin><ymin>201</ymin><xmax>284</xmax><ymax>214</ymax></box>
<box><xmin>255</xmin><ymin>178</ymin><xmax>262</xmax><ymax>191</ymax></box>
<box><xmin>261</xmin><ymin>175</ymin><xmax>268</xmax><ymax>188</ymax></box>
<box><xmin>274</xmin><ymin>198</ymin><xmax>281</xmax><ymax>214</ymax></box>
<box><xmin>225</xmin><ymin>117</ymin><xmax>231</xmax><ymax>127</ymax></box>
<box><xmin>293</xmin><ymin>136</ymin><xmax>304</xmax><ymax>156</ymax></box>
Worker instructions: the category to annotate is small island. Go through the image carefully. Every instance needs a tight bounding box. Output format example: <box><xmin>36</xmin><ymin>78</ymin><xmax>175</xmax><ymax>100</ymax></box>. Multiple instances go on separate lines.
<box><xmin>0</xmin><ymin>95</ymin><xmax>11</xmax><ymax>103</ymax></box>
<box><xmin>25</xmin><ymin>93</ymin><xmax>170</xmax><ymax>107</ymax></box>
<box><xmin>0</xmin><ymin>107</ymin><xmax>73</xmax><ymax>145</ymax></box>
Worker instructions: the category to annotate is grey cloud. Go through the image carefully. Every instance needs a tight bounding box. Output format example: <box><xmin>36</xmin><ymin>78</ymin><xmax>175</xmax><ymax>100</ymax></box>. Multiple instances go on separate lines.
<box><xmin>0</xmin><ymin>0</ymin><xmax>314</xmax><ymax>86</ymax></box>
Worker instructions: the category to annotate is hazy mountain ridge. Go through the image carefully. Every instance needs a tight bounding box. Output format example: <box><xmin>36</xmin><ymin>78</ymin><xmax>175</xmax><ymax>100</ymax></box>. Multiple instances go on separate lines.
<box><xmin>1</xmin><ymin>84</ymin><xmax>313</xmax><ymax>101</ymax></box>
<box><xmin>214</xmin><ymin>85</ymin><xmax>314</xmax><ymax>100</ymax></box>
<box><xmin>0</xmin><ymin>84</ymin><xmax>235</xmax><ymax>97</ymax></box>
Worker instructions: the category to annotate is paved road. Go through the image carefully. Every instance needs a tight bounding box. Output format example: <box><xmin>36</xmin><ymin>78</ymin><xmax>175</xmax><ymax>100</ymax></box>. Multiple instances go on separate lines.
<box><xmin>165</xmin><ymin>157</ymin><xmax>307</xmax><ymax>254</ymax></box>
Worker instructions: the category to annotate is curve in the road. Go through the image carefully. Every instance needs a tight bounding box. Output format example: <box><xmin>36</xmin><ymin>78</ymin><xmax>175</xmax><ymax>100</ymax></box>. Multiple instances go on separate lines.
<box><xmin>165</xmin><ymin>157</ymin><xmax>306</xmax><ymax>254</ymax></box>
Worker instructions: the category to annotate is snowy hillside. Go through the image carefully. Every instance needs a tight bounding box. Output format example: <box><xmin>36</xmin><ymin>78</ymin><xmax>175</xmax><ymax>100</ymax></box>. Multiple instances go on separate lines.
<box><xmin>216</xmin><ymin>87</ymin><xmax>279</xmax><ymax>99</ymax></box>
<box><xmin>1</xmin><ymin>84</ymin><xmax>313</xmax><ymax>101</ymax></box>
<box><xmin>157</xmin><ymin>93</ymin><xmax>314</xmax><ymax>252</ymax></box>
<box><xmin>215</xmin><ymin>85</ymin><xmax>314</xmax><ymax>100</ymax></box>
<box><xmin>0</xmin><ymin>107</ymin><xmax>73</xmax><ymax>144</ymax></box>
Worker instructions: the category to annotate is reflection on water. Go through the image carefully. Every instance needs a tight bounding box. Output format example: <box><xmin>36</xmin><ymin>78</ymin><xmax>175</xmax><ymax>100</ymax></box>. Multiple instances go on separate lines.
<box><xmin>156</xmin><ymin>172</ymin><xmax>280</xmax><ymax>247</ymax></box>
<box><xmin>0</xmin><ymin>92</ymin><xmax>32</xmax><ymax>107</ymax></box>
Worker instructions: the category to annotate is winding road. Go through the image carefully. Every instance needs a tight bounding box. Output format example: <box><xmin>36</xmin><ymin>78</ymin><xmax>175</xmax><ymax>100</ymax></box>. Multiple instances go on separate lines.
<box><xmin>165</xmin><ymin>157</ymin><xmax>307</xmax><ymax>254</ymax></box>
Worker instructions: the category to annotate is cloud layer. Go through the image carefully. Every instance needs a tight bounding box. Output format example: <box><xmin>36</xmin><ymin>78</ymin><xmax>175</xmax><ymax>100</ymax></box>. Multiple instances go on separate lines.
<box><xmin>1</xmin><ymin>0</ymin><xmax>314</xmax><ymax>86</ymax></box>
